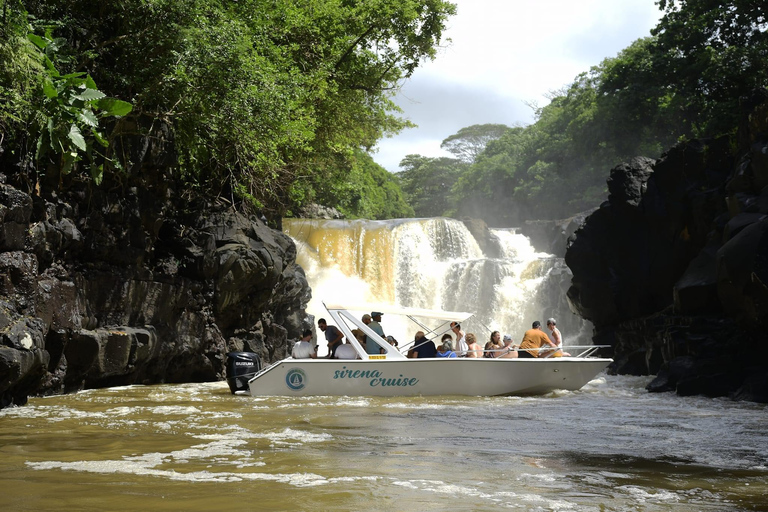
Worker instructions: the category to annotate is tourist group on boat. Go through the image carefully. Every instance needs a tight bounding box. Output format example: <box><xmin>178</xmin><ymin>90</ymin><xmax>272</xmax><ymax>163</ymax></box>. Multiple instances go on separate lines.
<box><xmin>293</xmin><ymin>311</ymin><xmax>570</xmax><ymax>361</ymax></box>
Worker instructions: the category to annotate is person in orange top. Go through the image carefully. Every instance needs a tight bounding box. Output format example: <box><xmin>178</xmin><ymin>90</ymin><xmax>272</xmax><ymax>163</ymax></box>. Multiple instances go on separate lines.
<box><xmin>518</xmin><ymin>321</ymin><xmax>558</xmax><ymax>358</ymax></box>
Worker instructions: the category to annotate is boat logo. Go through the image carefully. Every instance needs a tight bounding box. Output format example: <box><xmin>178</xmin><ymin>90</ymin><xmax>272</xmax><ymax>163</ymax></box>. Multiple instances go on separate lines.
<box><xmin>285</xmin><ymin>368</ymin><xmax>307</xmax><ymax>391</ymax></box>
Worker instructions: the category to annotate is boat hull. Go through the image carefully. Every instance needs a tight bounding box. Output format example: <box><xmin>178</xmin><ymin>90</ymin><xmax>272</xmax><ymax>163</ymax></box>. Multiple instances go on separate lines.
<box><xmin>247</xmin><ymin>358</ymin><xmax>611</xmax><ymax>397</ymax></box>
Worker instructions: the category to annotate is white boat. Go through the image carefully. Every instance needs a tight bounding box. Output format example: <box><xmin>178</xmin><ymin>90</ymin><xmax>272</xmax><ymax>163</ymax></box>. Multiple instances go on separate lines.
<box><xmin>229</xmin><ymin>303</ymin><xmax>612</xmax><ymax>397</ymax></box>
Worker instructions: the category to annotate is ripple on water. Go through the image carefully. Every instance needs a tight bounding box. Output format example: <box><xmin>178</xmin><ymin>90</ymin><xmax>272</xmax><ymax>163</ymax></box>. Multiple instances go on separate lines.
<box><xmin>4</xmin><ymin>375</ymin><xmax>768</xmax><ymax>512</ymax></box>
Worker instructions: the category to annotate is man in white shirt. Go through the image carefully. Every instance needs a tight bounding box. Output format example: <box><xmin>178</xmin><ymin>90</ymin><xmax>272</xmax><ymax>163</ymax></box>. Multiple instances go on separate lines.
<box><xmin>292</xmin><ymin>329</ymin><xmax>317</xmax><ymax>359</ymax></box>
<box><xmin>334</xmin><ymin>340</ymin><xmax>359</xmax><ymax>359</ymax></box>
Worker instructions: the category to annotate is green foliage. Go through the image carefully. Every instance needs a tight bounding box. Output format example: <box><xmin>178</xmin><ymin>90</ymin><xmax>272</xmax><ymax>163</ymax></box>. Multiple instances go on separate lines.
<box><xmin>0</xmin><ymin>2</ymin><xmax>39</xmax><ymax>154</ymax></box>
<box><xmin>437</xmin><ymin>3</ymin><xmax>768</xmax><ymax>224</ymax></box>
<box><xmin>396</xmin><ymin>154</ymin><xmax>466</xmax><ymax>217</ymax></box>
<box><xmin>652</xmin><ymin>0</ymin><xmax>768</xmax><ymax>137</ymax></box>
<box><xmin>440</xmin><ymin>123</ymin><xmax>511</xmax><ymax>163</ymax></box>
<box><xmin>17</xmin><ymin>0</ymin><xmax>455</xmax><ymax>215</ymax></box>
<box><xmin>28</xmin><ymin>30</ymin><xmax>132</xmax><ymax>185</ymax></box>
<box><xmin>309</xmin><ymin>150</ymin><xmax>414</xmax><ymax>220</ymax></box>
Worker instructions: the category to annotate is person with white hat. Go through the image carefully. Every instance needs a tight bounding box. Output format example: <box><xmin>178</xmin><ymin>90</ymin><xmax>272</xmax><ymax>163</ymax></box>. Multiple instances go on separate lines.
<box><xmin>497</xmin><ymin>333</ymin><xmax>519</xmax><ymax>359</ymax></box>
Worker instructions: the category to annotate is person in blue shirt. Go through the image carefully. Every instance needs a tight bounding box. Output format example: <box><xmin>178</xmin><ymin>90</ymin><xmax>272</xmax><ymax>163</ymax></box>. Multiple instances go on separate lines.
<box><xmin>436</xmin><ymin>340</ymin><xmax>457</xmax><ymax>358</ymax></box>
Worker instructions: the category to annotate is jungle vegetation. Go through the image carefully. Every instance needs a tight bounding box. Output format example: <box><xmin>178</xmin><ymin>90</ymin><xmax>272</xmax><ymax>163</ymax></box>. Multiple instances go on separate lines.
<box><xmin>397</xmin><ymin>0</ymin><xmax>768</xmax><ymax>225</ymax></box>
<box><xmin>0</xmin><ymin>0</ymin><xmax>454</xmax><ymax>219</ymax></box>
<box><xmin>1</xmin><ymin>1</ymin><xmax>765</xmax><ymax>224</ymax></box>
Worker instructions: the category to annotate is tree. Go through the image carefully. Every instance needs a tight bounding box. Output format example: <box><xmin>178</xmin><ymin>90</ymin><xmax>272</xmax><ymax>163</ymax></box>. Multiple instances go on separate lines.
<box><xmin>439</xmin><ymin>123</ymin><xmax>511</xmax><ymax>163</ymax></box>
<box><xmin>396</xmin><ymin>154</ymin><xmax>467</xmax><ymax>217</ymax></box>
<box><xmin>652</xmin><ymin>0</ymin><xmax>768</xmax><ymax>136</ymax></box>
<box><xmin>311</xmin><ymin>150</ymin><xmax>414</xmax><ymax>220</ymax></box>
<box><xmin>8</xmin><ymin>0</ymin><xmax>457</xmax><ymax>216</ymax></box>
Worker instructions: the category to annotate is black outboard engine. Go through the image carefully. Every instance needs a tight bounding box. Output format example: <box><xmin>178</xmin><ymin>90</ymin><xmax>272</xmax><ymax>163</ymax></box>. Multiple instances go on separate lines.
<box><xmin>226</xmin><ymin>352</ymin><xmax>262</xmax><ymax>394</ymax></box>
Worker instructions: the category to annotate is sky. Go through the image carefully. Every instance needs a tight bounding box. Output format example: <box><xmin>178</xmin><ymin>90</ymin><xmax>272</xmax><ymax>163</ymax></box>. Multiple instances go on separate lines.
<box><xmin>372</xmin><ymin>0</ymin><xmax>664</xmax><ymax>172</ymax></box>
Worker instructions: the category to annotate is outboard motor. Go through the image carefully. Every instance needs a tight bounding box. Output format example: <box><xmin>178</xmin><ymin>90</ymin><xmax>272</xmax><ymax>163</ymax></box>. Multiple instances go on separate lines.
<box><xmin>225</xmin><ymin>352</ymin><xmax>261</xmax><ymax>394</ymax></box>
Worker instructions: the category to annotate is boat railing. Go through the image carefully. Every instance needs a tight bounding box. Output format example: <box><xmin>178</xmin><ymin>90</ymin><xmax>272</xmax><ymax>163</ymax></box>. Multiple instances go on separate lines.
<box><xmin>475</xmin><ymin>345</ymin><xmax>611</xmax><ymax>358</ymax></box>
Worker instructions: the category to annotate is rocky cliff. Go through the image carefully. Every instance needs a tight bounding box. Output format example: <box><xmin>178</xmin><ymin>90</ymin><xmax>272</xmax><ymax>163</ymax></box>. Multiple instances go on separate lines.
<box><xmin>566</xmin><ymin>89</ymin><xmax>768</xmax><ymax>402</ymax></box>
<box><xmin>0</xmin><ymin>125</ymin><xmax>312</xmax><ymax>409</ymax></box>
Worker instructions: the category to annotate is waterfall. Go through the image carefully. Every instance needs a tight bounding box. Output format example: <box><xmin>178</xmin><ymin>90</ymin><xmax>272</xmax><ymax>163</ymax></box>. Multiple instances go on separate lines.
<box><xmin>285</xmin><ymin>218</ymin><xmax>592</xmax><ymax>350</ymax></box>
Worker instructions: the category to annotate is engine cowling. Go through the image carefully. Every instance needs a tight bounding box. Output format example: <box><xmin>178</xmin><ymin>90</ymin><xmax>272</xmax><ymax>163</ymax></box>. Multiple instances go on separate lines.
<box><xmin>225</xmin><ymin>352</ymin><xmax>261</xmax><ymax>394</ymax></box>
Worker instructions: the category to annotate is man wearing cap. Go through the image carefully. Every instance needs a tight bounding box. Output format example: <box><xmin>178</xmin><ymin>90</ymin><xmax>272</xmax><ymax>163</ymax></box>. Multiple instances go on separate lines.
<box><xmin>518</xmin><ymin>321</ymin><xmax>558</xmax><ymax>358</ymax></box>
<box><xmin>363</xmin><ymin>312</ymin><xmax>385</xmax><ymax>355</ymax></box>
<box><xmin>543</xmin><ymin>318</ymin><xmax>570</xmax><ymax>357</ymax></box>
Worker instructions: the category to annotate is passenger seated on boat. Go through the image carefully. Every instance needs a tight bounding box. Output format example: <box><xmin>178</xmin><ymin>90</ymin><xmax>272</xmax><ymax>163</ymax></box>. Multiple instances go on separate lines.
<box><xmin>484</xmin><ymin>331</ymin><xmax>504</xmax><ymax>358</ymax></box>
<box><xmin>436</xmin><ymin>341</ymin><xmax>457</xmax><ymax>358</ymax></box>
<box><xmin>386</xmin><ymin>335</ymin><xmax>399</xmax><ymax>348</ymax></box>
<box><xmin>497</xmin><ymin>334</ymin><xmax>519</xmax><ymax>359</ymax></box>
<box><xmin>351</xmin><ymin>328</ymin><xmax>366</xmax><ymax>351</ymax></box>
<box><xmin>518</xmin><ymin>321</ymin><xmax>557</xmax><ymax>358</ymax></box>
<box><xmin>318</xmin><ymin>318</ymin><xmax>344</xmax><ymax>358</ymax></box>
<box><xmin>440</xmin><ymin>333</ymin><xmax>454</xmax><ymax>351</ymax></box>
<box><xmin>450</xmin><ymin>322</ymin><xmax>469</xmax><ymax>356</ymax></box>
<box><xmin>362</xmin><ymin>313</ymin><xmax>386</xmax><ymax>355</ymax></box>
<box><xmin>542</xmin><ymin>318</ymin><xmax>570</xmax><ymax>357</ymax></box>
<box><xmin>465</xmin><ymin>333</ymin><xmax>482</xmax><ymax>358</ymax></box>
<box><xmin>334</xmin><ymin>340</ymin><xmax>359</xmax><ymax>360</ymax></box>
<box><xmin>408</xmin><ymin>331</ymin><xmax>437</xmax><ymax>358</ymax></box>
<box><xmin>292</xmin><ymin>329</ymin><xmax>317</xmax><ymax>359</ymax></box>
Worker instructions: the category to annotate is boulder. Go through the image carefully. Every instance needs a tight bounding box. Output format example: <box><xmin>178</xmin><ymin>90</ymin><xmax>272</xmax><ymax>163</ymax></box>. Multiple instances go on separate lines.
<box><xmin>716</xmin><ymin>219</ymin><xmax>768</xmax><ymax>325</ymax></box>
<box><xmin>673</xmin><ymin>243</ymin><xmax>721</xmax><ymax>315</ymax></box>
<box><xmin>0</xmin><ymin>184</ymin><xmax>33</xmax><ymax>251</ymax></box>
<box><xmin>461</xmin><ymin>217</ymin><xmax>503</xmax><ymax>258</ymax></box>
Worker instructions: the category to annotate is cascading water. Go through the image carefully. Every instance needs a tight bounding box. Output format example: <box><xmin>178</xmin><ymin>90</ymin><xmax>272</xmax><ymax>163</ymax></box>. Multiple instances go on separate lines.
<box><xmin>284</xmin><ymin>218</ymin><xmax>592</xmax><ymax>352</ymax></box>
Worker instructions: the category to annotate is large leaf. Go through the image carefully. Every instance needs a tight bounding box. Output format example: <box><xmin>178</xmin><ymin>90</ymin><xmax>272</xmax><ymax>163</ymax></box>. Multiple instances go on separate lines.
<box><xmin>67</xmin><ymin>124</ymin><xmax>87</xmax><ymax>151</ymax></box>
<box><xmin>43</xmin><ymin>55</ymin><xmax>60</xmax><ymax>77</ymax></box>
<box><xmin>90</xmin><ymin>164</ymin><xmax>104</xmax><ymax>186</ymax></box>
<box><xmin>42</xmin><ymin>79</ymin><xmax>58</xmax><ymax>99</ymax></box>
<box><xmin>27</xmin><ymin>33</ymin><xmax>48</xmax><ymax>50</ymax></box>
<box><xmin>61</xmin><ymin>72</ymin><xmax>87</xmax><ymax>80</ymax></box>
<box><xmin>96</xmin><ymin>98</ymin><xmax>133</xmax><ymax>117</ymax></box>
<box><xmin>61</xmin><ymin>153</ymin><xmax>76</xmax><ymax>176</ymax></box>
<box><xmin>92</xmin><ymin>129</ymin><xmax>109</xmax><ymax>148</ymax></box>
<box><xmin>75</xmin><ymin>89</ymin><xmax>106</xmax><ymax>101</ymax></box>
<box><xmin>78</xmin><ymin>110</ymin><xmax>99</xmax><ymax>127</ymax></box>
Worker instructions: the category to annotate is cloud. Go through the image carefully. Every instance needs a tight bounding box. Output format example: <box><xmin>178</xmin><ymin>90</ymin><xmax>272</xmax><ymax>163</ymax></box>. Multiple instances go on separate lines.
<box><xmin>373</xmin><ymin>78</ymin><xmax>532</xmax><ymax>172</ymax></box>
<box><xmin>371</xmin><ymin>0</ymin><xmax>663</xmax><ymax>172</ymax></box>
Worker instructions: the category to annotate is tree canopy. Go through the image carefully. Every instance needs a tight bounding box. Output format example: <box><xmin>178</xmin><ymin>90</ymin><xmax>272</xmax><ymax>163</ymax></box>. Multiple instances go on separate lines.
<box><xmin>440</xmin><ymin>123</ymin><xmax>512</xmax><ymax>163</ymax></box>
<box><xmin>401</xmin><ymin>1</ymin><xmax>768</xmax><ymax>226</ymax></box>
<box><xmin>0</xmin><ymin>0</ymin><xmax>456</xmax><ymax>219</ymax></box>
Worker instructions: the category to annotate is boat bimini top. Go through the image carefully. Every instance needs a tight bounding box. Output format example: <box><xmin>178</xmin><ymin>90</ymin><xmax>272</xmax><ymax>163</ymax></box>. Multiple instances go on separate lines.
<box><xmin>322</xmin><ymin>302</ymin><xmax>474</xmax><ymax>361</ymax></box>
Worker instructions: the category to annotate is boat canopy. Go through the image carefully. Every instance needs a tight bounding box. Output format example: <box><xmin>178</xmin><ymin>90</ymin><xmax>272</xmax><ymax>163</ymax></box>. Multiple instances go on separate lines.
<box><xmin>322</xmin><ymin>302</ymin><xmax>475</xmax><ymax>360</ymax></box>
<box><xmin>324</xmin><ymin>303</ymin><xmax>474</xmax><ymax>323</ymax></box>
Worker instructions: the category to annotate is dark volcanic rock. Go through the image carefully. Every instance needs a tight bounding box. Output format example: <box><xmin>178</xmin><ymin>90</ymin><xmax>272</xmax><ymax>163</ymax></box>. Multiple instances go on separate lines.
<box><xmin>566</xmin><ymin>91</ymin><xmax>768</xmax><ymax>402</ymax></box>
<box><xmin>0</xmin><ymin>124</ymin><xmax>312</xmax><ymax>408</ymax></box>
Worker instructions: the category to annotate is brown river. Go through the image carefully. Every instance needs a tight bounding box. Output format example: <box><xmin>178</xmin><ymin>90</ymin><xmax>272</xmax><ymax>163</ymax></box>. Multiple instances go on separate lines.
<box><xmin>1</xmin><ymin>375</ymin><xmax>766</xmax><ymax>511</ymax></box>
